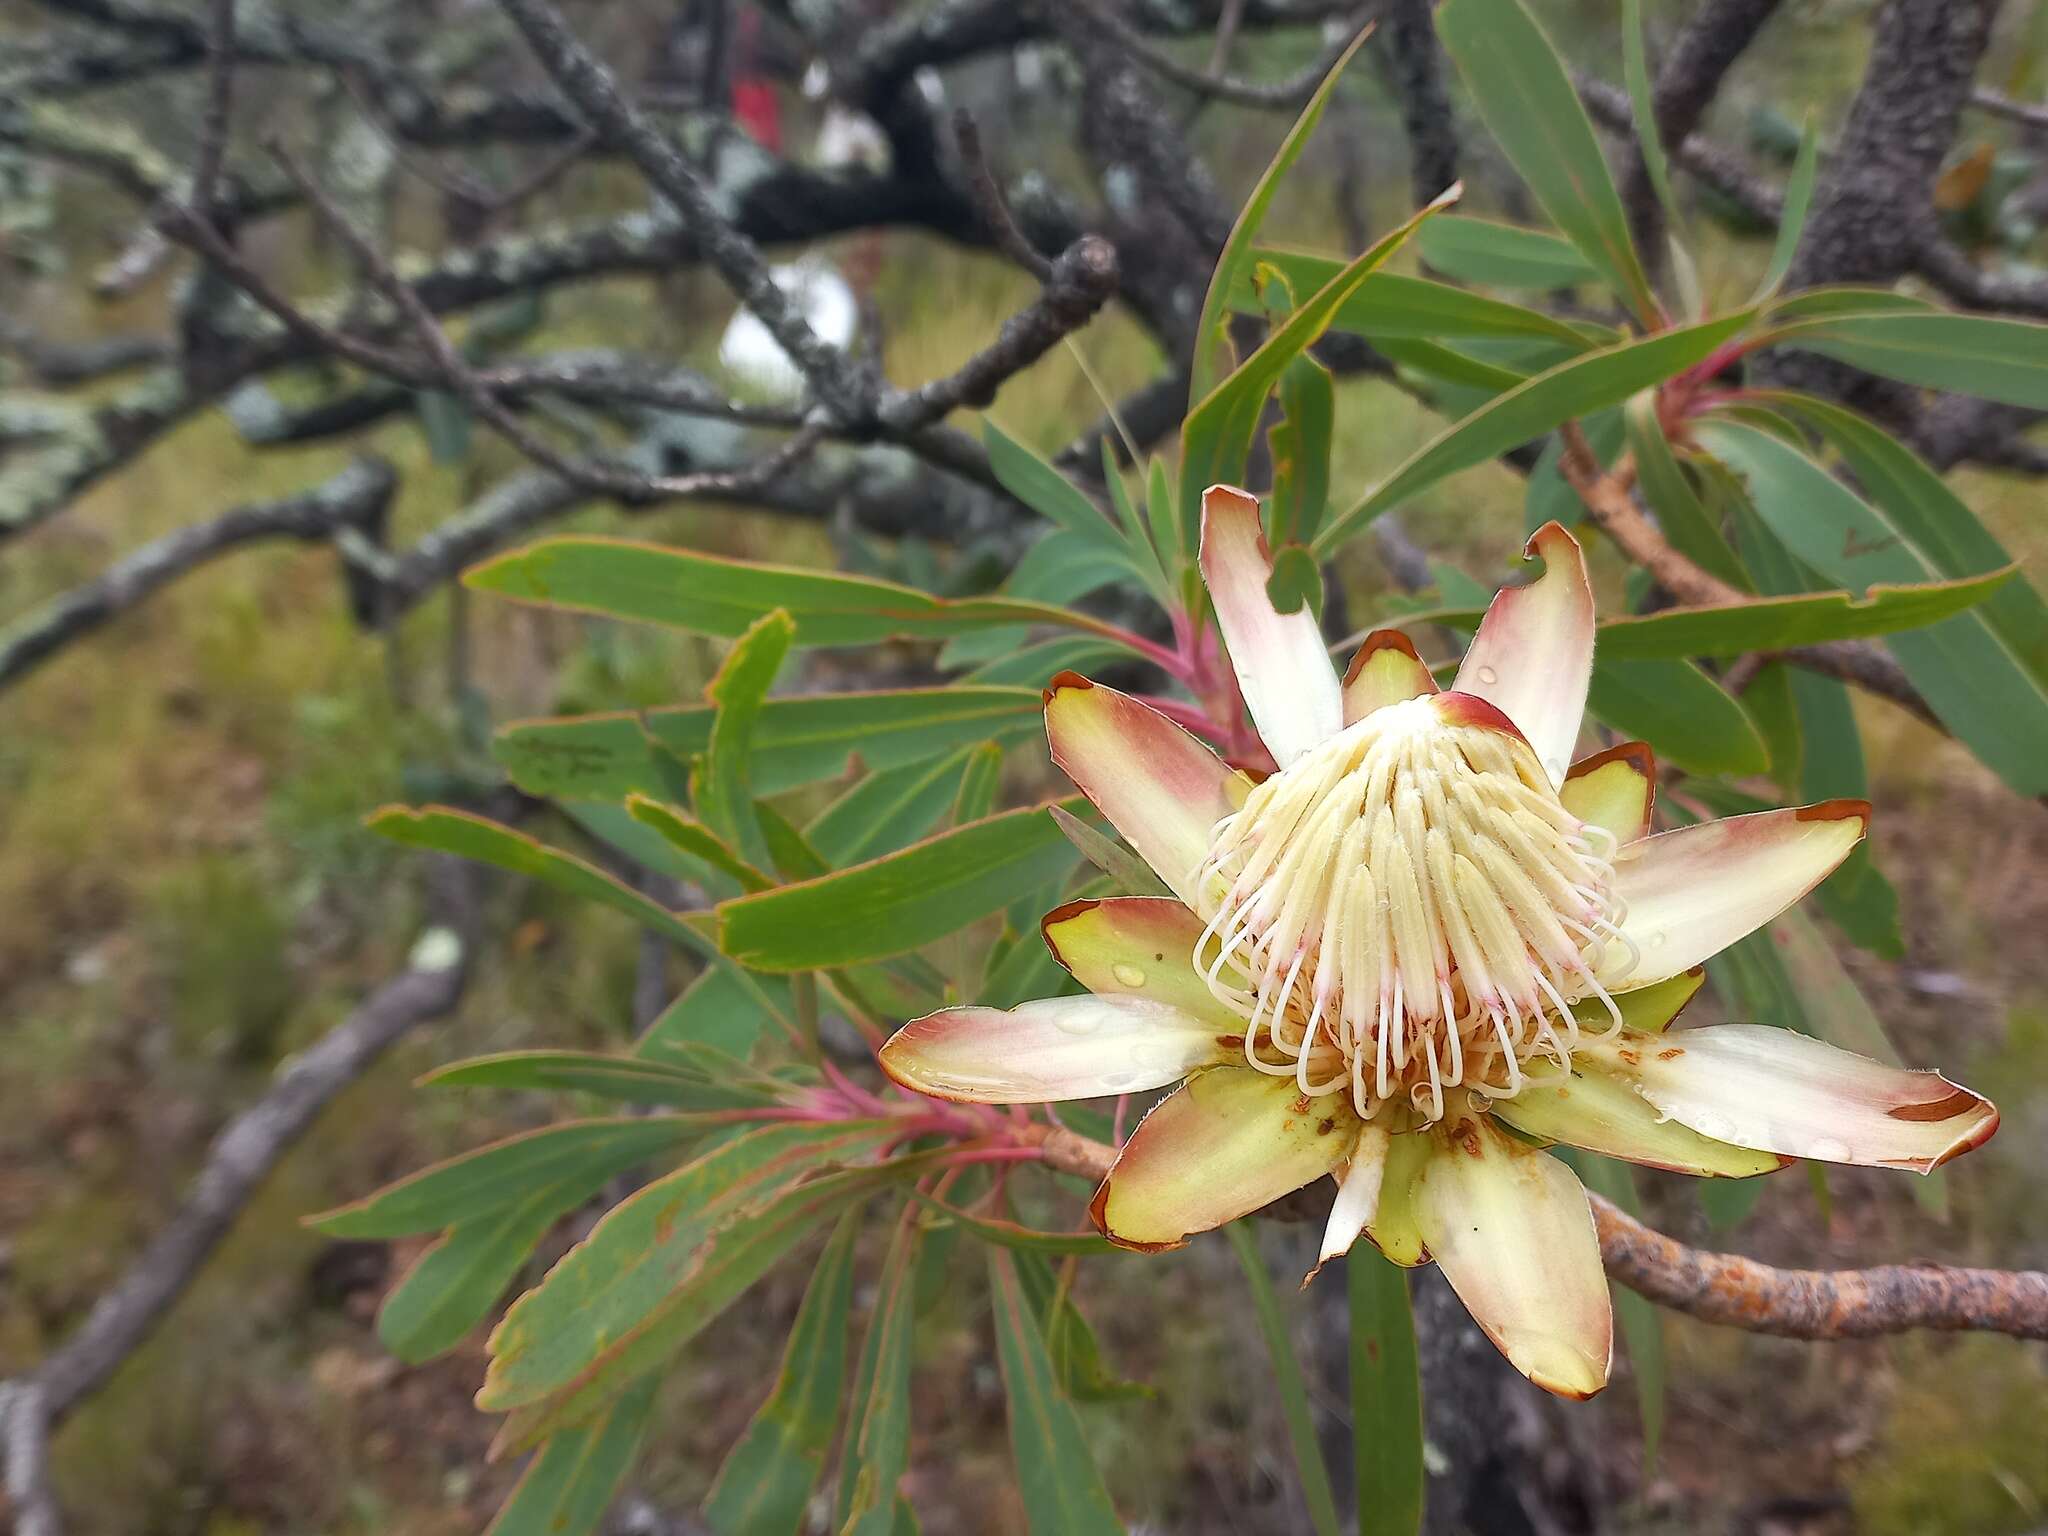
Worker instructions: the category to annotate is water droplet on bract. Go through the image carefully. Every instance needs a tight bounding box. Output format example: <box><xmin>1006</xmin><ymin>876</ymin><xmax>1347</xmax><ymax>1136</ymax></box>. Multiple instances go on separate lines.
<box><xmin>1646</xmin><ymin>931</ymin><xmax>1667</xmax><ymax>948</ymax></box>
<box><xmin>1476</xmin><ymin>665</ymin><xmax>1499</xmax><ymax>684</ymax></box>
<box><xmin>1054</xmin><ymin>1008</ymin><xmax>1104</xmax><ymax>1036</ymax></box>
<box><xmin>1112</xmin><ymin>963</ymin><xmax>1147</xmax><ymax>988</ymax></box>
<box><xmin>1100</xmin><ymin>1071</ymin><xmax>1139</xmax><ymax>1091</ymax></box>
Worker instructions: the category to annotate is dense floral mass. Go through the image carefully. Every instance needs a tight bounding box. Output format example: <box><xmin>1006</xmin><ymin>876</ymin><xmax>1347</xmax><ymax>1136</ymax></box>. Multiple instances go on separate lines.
<box><xmin>881</xmin><ymin>485</ymin><xmax>1999</xmax><ymax>1399</ymax></box>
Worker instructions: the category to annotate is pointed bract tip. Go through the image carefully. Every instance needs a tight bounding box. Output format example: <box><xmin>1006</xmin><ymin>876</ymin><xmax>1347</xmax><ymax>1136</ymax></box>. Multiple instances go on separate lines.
<box><xmin>1342</xmin><ymin>627</ymin><xmax>1425</xmax><ymax>686</ymax></box>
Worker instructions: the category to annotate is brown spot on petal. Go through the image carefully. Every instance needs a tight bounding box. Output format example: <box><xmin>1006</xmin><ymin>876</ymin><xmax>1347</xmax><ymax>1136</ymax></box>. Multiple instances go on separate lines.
<box><xmin>1317</xmin><ymin>1117</ymin><xmax>1338</xmax><ymax>1136</ymax></box>
<box><xmin>1215</xmin><ymin>1034</ymin><xmax>1246</xmax><ymax>1050</ymax></box>
<box><xmin>1886</xmin><ymin>1085</ymin><xmax>1983</xmax><ymax>1122</ymax></box>
<box><xmin>1656</xmin><ymin>1047</ymin><xmax>1684</xmax><ymax>1061</ymax></box>
<box><xmin>1291</xmin><ymin>1093</ymin><xmax>1313</xmax><ymax>1115</ymax></box>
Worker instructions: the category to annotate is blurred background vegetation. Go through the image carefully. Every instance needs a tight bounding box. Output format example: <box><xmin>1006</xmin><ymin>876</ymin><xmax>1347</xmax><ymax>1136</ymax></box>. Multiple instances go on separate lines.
<box><xmin>2</xmin><ymin>1</ymin><xmax>2046</xmax><ymax>1532</ymax></box>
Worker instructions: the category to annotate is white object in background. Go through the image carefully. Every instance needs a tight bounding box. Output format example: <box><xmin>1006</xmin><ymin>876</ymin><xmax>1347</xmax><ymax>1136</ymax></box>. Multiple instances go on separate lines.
<box><xmin>716</xmin><ymin>256</ymin><xmax>859</xmax><ymax>400</ymax></box>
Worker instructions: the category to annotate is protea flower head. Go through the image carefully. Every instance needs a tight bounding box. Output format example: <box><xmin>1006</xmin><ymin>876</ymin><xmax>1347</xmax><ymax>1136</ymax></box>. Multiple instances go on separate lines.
<box><xmin>880</xmin><ymin>485</ymin><xmax>1999</xmax><ymax>1399</ymax></box>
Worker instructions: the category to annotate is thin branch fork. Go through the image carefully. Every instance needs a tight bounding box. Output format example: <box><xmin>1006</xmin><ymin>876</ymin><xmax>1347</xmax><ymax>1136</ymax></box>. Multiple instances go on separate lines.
<box><xmin>1027</xmin><ymin>1125</ymin><xmax>2048</xmax><ymax>1342</ymax></box>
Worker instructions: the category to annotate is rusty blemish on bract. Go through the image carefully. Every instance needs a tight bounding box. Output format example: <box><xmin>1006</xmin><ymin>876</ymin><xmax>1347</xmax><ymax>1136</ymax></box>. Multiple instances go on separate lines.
<box><xmin>1041</xmin><ymin>669</ymin><xmax>1095</xmax><ymax>706</ymax></box>
<box><xmin>1656</xmin><ymin>1047</ymin><xmax>1684</xmax><ymax>1061</ymax></box>
<box><xmin>1342</xmin><ymin>627</ymin><xmax>1432</xmax><ymax>687</ymax></box>
<box><xmin>1291</xmin><ymin>1093</ymin><xmax>1313</xmax><ymax>1115</ymax></box>
<box><xmin>1887</xmin><ymin>1084</ymin><xmax>1984</xmax><ymax>1121</ymax></box>
<box><xmin>1451</xmin><ymin>1118</ymin><xmax>1484</xmax><ymax>1158</ymax></box>
<box><xmin>1317</xmin><ymin>1116</ymin><xmax>1339</xmax><ymax>1136</ymax></box>
<box><xmin>1618</xmin><ymin>1046</ymin><xmax>1642</xmax><ymax>1067</ymax></box>
<box><xmin>1215</xmin><ymin>1033</ymin><xmax>1246</xmax><ymax>1050</ymax></box>
<box><xmin>1796</xmin><ymin>796</ymin><xmax>1872</xmax><ymax>826</ymax></box>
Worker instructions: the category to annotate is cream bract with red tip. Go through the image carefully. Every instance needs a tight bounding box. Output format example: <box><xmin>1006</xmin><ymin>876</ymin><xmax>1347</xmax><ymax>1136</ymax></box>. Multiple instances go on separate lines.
<box><xmin>1452</xmin><ymin>521</ymin><xmax>1596</xmax><ymax>786</ymax></box>
<box><xmin>1199</xmin><ymin>485</ymin><xmax>1343</xmax><ymax>767</ymax></box>
<box><xmin>1584</xmin><ymin>1024</ymin><xmax>1999</xmax><ymax>1173</ymax></box>
<box><xmin>1597</xmin><ymin>803</ymin><xmax>1870</xmax><ymax>989</ymax></box>
<box><xmin>1044</xmin><ymin>675</ymin><xmax>1249</xmax><ymax>907</ymax></box>
<box><xmin>1559</xmin><ymin>743</ymin><xmax>1657</xmax><ymax>844</ymax></box>
<box><xmin>1493</xmin><ymin>1063</ymin><xmax>1787</xmax><ymax>1177</ymax></box>
<box><xmin>1041</xmin><ymin>897</ymin><xmax>1249</xmax><ymax>1028</ymax></box>
<box><xmin>879</xmin><ymin>996</ymin><xmax>1235</xmax><ymax>1104</ymax></box>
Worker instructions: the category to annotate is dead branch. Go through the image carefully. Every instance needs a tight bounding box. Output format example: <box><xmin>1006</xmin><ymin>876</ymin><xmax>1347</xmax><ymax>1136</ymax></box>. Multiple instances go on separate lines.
<box><xmin>0</xmin><ymin>458</ymin><xmax>395</xmax><ymax>693</ymax></box>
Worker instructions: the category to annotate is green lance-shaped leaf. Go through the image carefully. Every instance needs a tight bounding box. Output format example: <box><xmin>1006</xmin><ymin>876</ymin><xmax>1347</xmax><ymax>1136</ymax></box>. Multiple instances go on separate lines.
<box><xmin>1760</xmin><ymin>286</ymin><xmax>1936</xmax><ymax>325</ymax></box>
<box><xmin>1315</xmin><ymin>312</ymin><xmax>1755</xmax><ymax>555</ymax></box>
<box><xmin>703</xmin><ymin>1211</ymin><xmax>861</xmax><ymax>1536</ymax></box>
<box><xmin>1762</xmin><ymin>309</ymin><xmax>2048</xmax><ymax>410</ymax></box>
<box><xmin>1621</xmin><ymin>0</ymin><xmax>1682</xmax><ymax>248</ymax></box>
<box><xmin>1753</xmin><ymin>114</ymin><xmax>1819</xmax><ymax>302</ymax></box>
<box><xmin>905</xmin><ymin>1189</ymin><xmax>1116</xmax><ymax>1256</ymax></box>
<box><xmin>1010</xmin><ymin>1252</ymin><xmax>1151</xmax><ymax>1404</ymax></box>
<box><xmin>1191</xmin><ymin>26</ymin><xmax>1374</xmax><ymax>402</ymax></box>
<box><xmin>807</xmin><ymin>750</ymin><xmax>976</xmax><ymax>866</ymax></box>
<box><xmin>1348</xmin><ymin>1248</ymin><xmax>1423</xmax><ymax>1536</ymax></box>
<box><xmin>1049</xmin><ymin>806</ymin><xmax>1174</xmax><ymax>898</ymax></box>
<box><xmin>479</xmin><ymin>1121</ymin><xmax>895</xmax><ymax>1413</ymax></box>
<box><xmin>1759</xmin><ymin>391</ymin><xmax>2048</xmax><ymax>688</ymax></box>
<box><xmin>1237</xmin><ymin>250</ymin><xmax>1602</xmax><ymax>349</ymax></box>
<box><xmin>1226</xmin><ymin>1225</ymin><xmax>1343</xmax><ymax>1536</ymax></box>
<box><xmin>485</xmin><ymin>1376</ymin><xmax>658</xmax><ymax>1536</ymax></box>
<box><xmin>1586</xmin><ymin>657</ymin><xmax>1769</xmax><ymax>776</ymax></box>
<box><xmin>696</xmin><ymin>610</ymin><xmax>795</xmax><ymax>871</ymax></box>
<box><xmin>496</xmin><ymin>686</ymin><xmax>1043</xmax><ymax>803</ymax></box>
<box><xmin>369</xmin><ymin>805</ymin><xmax>703</xmax><ymax>954</ymax></box>
<box><xmin>308</xmin><ymin>1117</ymin><xmax>704</xmax><ymax>1239</ymax></box>
<box><xmin>986</xmin><ymin>1248</ymin><xmax>1128</xmax><ymax>1536</ymax></box>
<box><xmin>417</xmin><ymin>1050</ymin><xmax>779</xmax><ymax>1110</ymax></box>
<box><xmin>1436</xmin><ymin>0</ymin><xmax>1659</xmax><ymax>324</ymax></box>
<box><xmin>984</xmin><ymin>421</ymin><xmax>1168</xmax><ymax>601</ymax></box>
<box><xmin>1591</xmin><ymin>569</ymin><xmax>2016</xmax><ymax>659</ymax></box>
<box><xmin>1270</xmin><ymin>351</ymin><xmax>1335</xmax><ymax>548</ymax></box>
<box><xmin>837</xmin><ymin>1211</ymin><xmax>928</xmax><ymax>1535</ymax></box>
<box><xmin>958</xmin><ymin>634</ymin><xmax>1130</xmax><ymax>689</ymax></box>
<box><xmin>378</xmin><ymin>1190</ymin><xmax>582</xmax><ymax>1364</ymax></box>
<box><xmin>716</xmin><ymin>800</ymin><xmax>1083</xmax><ymax>971</ymax></box>
<box><xmin>1182</xmin><ymin>185</ymin><xmax>1461</xmax><ymax>545</ymax></box>
<box><xmin>1698</xmin><ymin>418</ymin><xmax>2048</xmax><ymax>794</ymax></box>
<box><xmin>1624</xmin><ymin>393</ymin><xmax>1749</xmax><ymax>590</ymax></box>
<box><xmin>369</xmin><ymin>804</ymin><xmax>795</xmax><ymax>1035</ymax></box>
<box><xmin>467</xmin><ymin>536</ymin><xmax>1145</xmax><ymax>652</ymax></box>
<box><xmin>627</xmin><ymin>795</ymin><xmax>773</xmax><ymax>893</ymax></box>
<box><xmin>637</xmin><ymin>965</ymin><xmax>793</xmax><ymax>1062</ymax></box>
<box><xmin>1413</xmin><ymin>215</ymin><xmax>1601</xmax><ymax>290</ymax></box>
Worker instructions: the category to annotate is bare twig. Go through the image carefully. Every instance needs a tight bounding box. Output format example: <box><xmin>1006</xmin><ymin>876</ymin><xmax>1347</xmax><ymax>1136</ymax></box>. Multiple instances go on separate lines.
<box><xmin>953</xmin><ymin>110</ymin><xmax>1054</xmax><ymax>281</ymax></box>
<box><xmin>1028</xmin><ymin>1126</ymin><xmax>2048</xmax><ymax>1341</ymax></box>
<box><xmin>1969</xmin><ymin>86</ymin><xmax>2048</xmax><ymax>132</ymax></box>
<box><xmin>1064</xmin><ymin>0</ymin><xmax>1369</xmax><ymax>110</ymax></box>
<box><xmin>189</xmin><ymin>0</ymin><xmax>237</xmax><ymax>215</ymax></box>
<box><xmin>0</xmin><ymin>458</ymin><xmax>395</xmax><ymax>693</ymax></box>
<box><xmin>0</xmin><ymin>1383</ymin><xmax>61</xmax><ymax>1536</ymax></box>
<box><xmin>878</xmin><ymin>236</ymin><xmax>1120</xmax><ymax>431</ymax></box>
